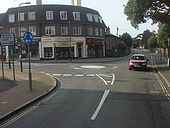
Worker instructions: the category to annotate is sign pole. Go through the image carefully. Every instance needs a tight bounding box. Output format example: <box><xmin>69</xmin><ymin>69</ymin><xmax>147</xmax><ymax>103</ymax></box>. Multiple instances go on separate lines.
<box><xmin>1</xmin><ymin>46</ymin><xmax>4</xmax><ymax>80</ymax></box>
<box><xmin>12</xmin><ymin>35</ymin><xmax>16</xmax><ymax>81</ymax></box>
<box><xmin>28</xmin><ymin>43</ymin><xmax>32</xmax><ymax>91</ymax></box>
<box><xmin>23</xmin><ymin>31</ymin><xmax>33</xmax><ymax>91</ymax></box>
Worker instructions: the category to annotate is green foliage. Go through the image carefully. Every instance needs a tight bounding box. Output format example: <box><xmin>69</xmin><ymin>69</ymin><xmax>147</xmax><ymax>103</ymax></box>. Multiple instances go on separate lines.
<box><xmin>124</xmin><ymin>0</ymin><xmax>170</xmax><ymax>28</ymax></box>
<box><xmin>157</xmin><ymin>23</ymin><xmax>170</xmax><ymax>48</ymax></box>
<box><xmin>147</xmin><ymin>35</ymin><xmax>157</xmax><ymax>49</ymax></box>
<box><xmin>120</xmin><ymin>33</ymin><xmax>132</xmax><ymax>48</ymax></box>
<box><xmin>142</xmin><ymin>30</ymin><xmax>154</xmax><ymax>48</ymax></box>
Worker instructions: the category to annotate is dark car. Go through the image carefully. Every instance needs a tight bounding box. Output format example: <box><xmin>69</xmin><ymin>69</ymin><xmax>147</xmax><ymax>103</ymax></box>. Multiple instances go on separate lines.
<box><xmin>128</xmin><ymin>54</ymin><xmax>148</xmax><ymax>70</ymax></box>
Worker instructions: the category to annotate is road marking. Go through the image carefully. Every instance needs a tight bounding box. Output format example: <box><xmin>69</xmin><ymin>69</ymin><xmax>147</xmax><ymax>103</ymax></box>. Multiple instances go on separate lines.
<box><xmin>53</xmin><ymin>74</ymin><xmax>62</xmax><ymax>76</ymax></box>
<box><xmin>75</xmin><ymin>74</ymin><xmax>84</xmax><ymax>77</ymax></box>
<box><xmin>99</xmin><ymin>74</ymin><xmax>112</xmax><ymax>78</ymax></box>
<box><xmin>91</xmin><ymin>90</ymin><xmax>110</xmax><ymax>120</ymax></box>
<box><xmin>113</xmin><ymin>66</ymin><xmax>118</xmax><ymax>69</ymax></box>
<box><xmin>73</xmin><ymin>67</ymin><xmax>82</xmax><ymax>70</ymax></box>
<box><xmin>81</xmin><ymin>65</ymin><xmax>106</xmax><ymax>69</ymax></box>
<box><xmin>86</xmin><ymin>74</ymin><xmax>95</xmax><ymax>77</ymax></box>
<box><xmin>63</xmin><ymin>74</ymin><xmax>72</xmax><ymax>76</ymax></box>
<box><xmin>96</xmin><ymin>74</ymin><xmax>108</xmax><ymax>85</ymax></box>
<box><xmin>111</xmin><ymin>74</ymin><xmax>116</xmax><ymax>85</ymax></box>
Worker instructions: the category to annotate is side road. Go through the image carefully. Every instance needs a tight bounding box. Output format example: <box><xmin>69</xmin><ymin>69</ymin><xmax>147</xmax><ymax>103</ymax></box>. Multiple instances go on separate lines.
<box><xmin>0</xmin><ymin>68</ymin><xmax>56</xmax><ymax>122</ymax></box>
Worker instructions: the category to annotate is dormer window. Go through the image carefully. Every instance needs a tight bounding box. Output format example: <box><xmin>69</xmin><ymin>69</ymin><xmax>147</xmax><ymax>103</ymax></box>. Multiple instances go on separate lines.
<box><xmin>73</xmin><ymin>12</ymin><xmax>80</xmax><ymax>20</ymax></box>
<box><xmin>60</xmin><ymin>11</ymin><xmax>67</xmax><ymax>20</ymax></box>
<box><xmin>86</xmin><ymin>13</ymin><xmax>93</xmax><ymax>22</ymax></box>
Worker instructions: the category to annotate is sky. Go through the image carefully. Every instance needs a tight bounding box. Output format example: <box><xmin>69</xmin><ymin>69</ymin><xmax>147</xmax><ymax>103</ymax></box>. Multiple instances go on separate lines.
<box><xmin>0</xmin><ymin>0</ymin><xmax>158</xmax><ymax>38</ymax></box>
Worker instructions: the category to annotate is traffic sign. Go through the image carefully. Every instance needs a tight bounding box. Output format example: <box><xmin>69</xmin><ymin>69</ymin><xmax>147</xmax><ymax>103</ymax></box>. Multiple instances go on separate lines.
<box><xmin>0</xmin><ymin>34</ymin><xmax>14</xmax><ymax>46</ymax></box>
<box><xmin>23</xmin><ymin>32</ymin><xmax>33</xmax><ymax>43</ymax></box>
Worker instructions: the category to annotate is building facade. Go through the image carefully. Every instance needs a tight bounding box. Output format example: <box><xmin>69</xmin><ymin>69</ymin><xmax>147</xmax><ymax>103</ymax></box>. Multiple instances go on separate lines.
<box><xmin>0</xmin><ymin>4</ymin><xmax>106</xmax><ymax>59</ymax></box>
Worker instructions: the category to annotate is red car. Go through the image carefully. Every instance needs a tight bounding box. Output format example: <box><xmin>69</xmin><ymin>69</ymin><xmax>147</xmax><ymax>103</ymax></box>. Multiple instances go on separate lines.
<box><xmin>128</xmin><ymin>54</ymin><xmax>148</xmax><ymax>70</ymax></box>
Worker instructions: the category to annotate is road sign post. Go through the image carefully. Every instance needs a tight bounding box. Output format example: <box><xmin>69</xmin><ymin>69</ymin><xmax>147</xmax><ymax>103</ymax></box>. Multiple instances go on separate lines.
<box><xmin>23</xmin><ymin>32</ymin><xmax>33</xmax><ymax>91</ymax></box>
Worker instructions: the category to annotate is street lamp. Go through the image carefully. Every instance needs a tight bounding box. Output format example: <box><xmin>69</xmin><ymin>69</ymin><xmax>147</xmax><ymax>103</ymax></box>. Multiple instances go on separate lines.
<box><xmin>18</xmin><ymin>2</ymin><xmax>31</xmax><ymax>72</ymax></box>
<box><xmin>68</xmin><ymin>21</ymin><xmax>72</xmax><ymax>62</ymax></box>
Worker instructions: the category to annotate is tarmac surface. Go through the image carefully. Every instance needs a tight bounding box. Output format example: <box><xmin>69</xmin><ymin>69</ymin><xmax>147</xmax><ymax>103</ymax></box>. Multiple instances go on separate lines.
<box><xmin>0</xmin><ymin>55</ymin><xmax>169</xmax><ymax>122</ymax></box>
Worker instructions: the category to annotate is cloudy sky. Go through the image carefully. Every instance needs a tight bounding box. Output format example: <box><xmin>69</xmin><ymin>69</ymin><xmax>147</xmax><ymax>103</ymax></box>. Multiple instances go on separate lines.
<box><xmin>0</xmin><ymin>0</ymin><xmax>158</xmax><ymax>37</ymax></box>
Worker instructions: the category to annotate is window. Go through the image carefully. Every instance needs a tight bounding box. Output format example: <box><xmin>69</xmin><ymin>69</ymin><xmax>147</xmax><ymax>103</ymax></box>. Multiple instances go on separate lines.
<box><xmin>46</xmin><ymin>11</ymin><xmax>53</xmax><ymax>20</ymax></box>
<box><xmin>99</xmin><ymin>29</ymin><xmax>103</xmax><ymax>36</ymax></box>
<box><xmin>9</xmin><ymin>28</ymin><xmax>15</xmax><ymax>35</ymax></box>
<box><xmin>61</xmin><ymin>26</ymin><xmax>68</xmax><ymax>35</ymax></box>
<box><xmin>86</xmin><ymin>13</ymin><xmax>93</xmax><ymax>22</ymax></box>
<box><xmin>73</xmin><ymin>26</ymin><xmax>82</xmax><ymax>35</ymax></box>
<box><xmin>60</xmin><ymin>11</ymin><xmax>67</xmax><ymax>20</ymax></box>
<box><xmin>88</xmin><ymin>28</ymin><xmax>93</xmax><ymax>36</ymax></box>
<box><xmin>93</xmin><ymin>15</ymin><xmax>99</xmax><ymax>23</ymax></box>
<box><xmin>73</xmin><ymin>12</ymin><xmax>80</xmax><ymax>20</ymax></box>
<box><xmin>45</xmin><ymin>26</ymin><xmax>55</xmax><ymax>35</ymax></box>
<box><xmin>99</xmin><ymin>17</ymin><xmax>103</xmax><ymax>24</ymax></box>
<box><xmin>19</xmin><ymin>27</ymin><xmax>26</xmax><ymax>36</ymax></box>
<box><xmin>8</xmin><ymin>14</ymin><xmax>15</xmax><ymax>23</ymax></box>
<box><xmin>18</xmin><ymin>13</ymin><xmax>25</xmax><ymax>21</ymax></box>
<box><xmin>29</xmin><ymin>26</ymin><xmax>36</xmax><ymax>36</ymax></box>
<box><xmin>95</xmin><ymin>28</ymin><xmax>99</xmax><ymax>36</ymax></box>
<box><xmin>28</xmin><ymin>12</ymin><xmax>35</xmax><ymax>20</ymax></box>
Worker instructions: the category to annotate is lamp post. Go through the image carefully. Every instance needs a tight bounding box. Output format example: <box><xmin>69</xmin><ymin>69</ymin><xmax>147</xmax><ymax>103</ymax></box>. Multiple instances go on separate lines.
<box><xmin>68</xmin><ymin>21</ymin><xmax>72</xmax><ymax>62</ymax></box>
<box><xmin>18</xmin><ymin>2</ymin><xmax>31</xmax><ymax>72</ymax></box>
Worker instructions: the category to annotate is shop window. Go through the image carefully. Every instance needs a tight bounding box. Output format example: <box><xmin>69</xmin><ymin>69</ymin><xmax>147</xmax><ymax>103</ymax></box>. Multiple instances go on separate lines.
<box><xmin>61</xmin><ymin>26</ymin><xmax>68</xmax><ymax>35</ymax></box>
<box><xmin>44</xmin><ymin>47</ymin><xmax>53</xmax><ymax>58</ymax></box>
<box><xmin>28</xmin><ymin>12</ymin><xmax>35</xmax><ymax>20</ymax></box>
<box><xmin>73</xmin><ymin>12</ymin><xmax>80</xmax><ymax>20</ymax></box>
<box><xmin>60</xmin><ymin>11</ymin><xmax>67</xmax><ymax>20</ymax></box>
<box><xmin>46</xmin><ymin>11</ymin><xmax>53</xmax><ymax>20</ymax></box>
<box><xmin>45</xmin><ymin>26</ymin><xmax>55</xmax><ymax>35</ymax></box>
<box><xmin>8</xmin><ymin>14</ymin><xmax>15</xmax><ymax>23</ymax></box>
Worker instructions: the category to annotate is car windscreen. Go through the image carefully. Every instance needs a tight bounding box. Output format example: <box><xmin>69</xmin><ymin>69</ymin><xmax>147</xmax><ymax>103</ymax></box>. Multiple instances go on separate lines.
<box><xmin>131</xmin><ymin>56</ymin><xmax>145</xmax><ymax>60</ymax></box>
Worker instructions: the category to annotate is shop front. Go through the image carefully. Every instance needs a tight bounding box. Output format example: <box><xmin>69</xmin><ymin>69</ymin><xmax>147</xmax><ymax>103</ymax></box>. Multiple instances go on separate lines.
<box><xmin>39</xmin><ymin>37</ymin><xmax>86</xmax><ymax>60</ymax></box>
<box><xmin>86</xmin><ymin>38</ymin><xmax>105</xmax><ymax>58</ymax></box>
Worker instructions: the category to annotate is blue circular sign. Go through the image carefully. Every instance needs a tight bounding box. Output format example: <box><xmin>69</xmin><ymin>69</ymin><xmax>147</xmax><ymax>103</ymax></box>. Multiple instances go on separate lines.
<box><xmin>23</xmin><ymin>32</ymin><xmax>33</xmax><ymax>43</ymax></box>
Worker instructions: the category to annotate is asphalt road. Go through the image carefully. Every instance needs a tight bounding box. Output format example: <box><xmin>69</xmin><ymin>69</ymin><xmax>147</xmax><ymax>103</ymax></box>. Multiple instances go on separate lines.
<box><xmin>4</xmin><ymin>49</ymin><xmax>170</xmax><ymax>128</ymax></box>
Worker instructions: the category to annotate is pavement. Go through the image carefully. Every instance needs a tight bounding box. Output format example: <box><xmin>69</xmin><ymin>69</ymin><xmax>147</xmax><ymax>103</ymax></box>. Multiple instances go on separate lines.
<box><xmin>0</xmin><ymin>54</ymin><xmax>169</xmax><ymax>123</ymax></box>
<box><xmin>0</xmin><ymin>68</ymin><xmax>56</xmax><ymax>122</ymax></box>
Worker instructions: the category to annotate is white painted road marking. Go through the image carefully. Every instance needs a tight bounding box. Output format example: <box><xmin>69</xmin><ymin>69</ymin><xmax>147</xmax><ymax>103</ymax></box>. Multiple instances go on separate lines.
<box><xmin>96</xmin><ymin>74</ymin><xmax>108</xmax><ymax>86</ymax></box>
<box><xmin>53</xmin><ymin>74</ymin><xmax>62</xmax><ymax>76</ymax></box>
<box><xmin>63</xmin><ymin>74</ymin><xmax>72</xmax><ymax>76</ymax></box>
<box><xmin>111</xmin><ymin>74</ymin><xmax>116</xmax><ymax>85</ymax></box>
<box><xmin>91</xmin><ymin>90</ymin><xmax>110</xmax><ymax>120</ymax></box>
<box><xmin>75</xmin><ymin>74</ymin><xmax>84</xmax><ymax>77</ymax></box>
<box><xmin>86</xmin><ymin>74</ymin><xmax>95</xmax><ymax>77</ymax></box>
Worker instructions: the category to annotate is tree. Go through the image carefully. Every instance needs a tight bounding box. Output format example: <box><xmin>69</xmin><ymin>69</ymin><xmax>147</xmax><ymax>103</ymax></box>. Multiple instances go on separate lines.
<box><xmin>147</xmin><ymin>35</ymin><xmax>157</xmax><ymax>49</ymax></box>
<box><xmin>141</xmin><ymin>30</ymin><xmax>153</xmax><ymax>48</ymax></box>
<box><xmin>120</xmin><ymin>32</ymin><xmax>132</xmax><ymax>48</ymax></box>
<box><xmin>124</xmin><ymin>0</ymin><xmax>170</xmax><ymax>28</ymax></box>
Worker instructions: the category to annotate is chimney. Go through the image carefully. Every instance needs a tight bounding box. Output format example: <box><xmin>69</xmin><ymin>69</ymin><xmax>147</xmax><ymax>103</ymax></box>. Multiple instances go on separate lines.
<box><xmin>36</xmin><ymin>0</ymin><xmax>42</xmax><ymax>5</ymax></box>
<box><xmin>71</xmin><ymin>0</ymin><xmax>81</xmax><ymax>6</ymax></box>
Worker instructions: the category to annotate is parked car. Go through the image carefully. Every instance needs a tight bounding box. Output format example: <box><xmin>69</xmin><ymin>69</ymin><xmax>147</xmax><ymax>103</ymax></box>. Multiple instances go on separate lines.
<box><xmin>128</xmin><ymin>54</ymin><xmax>148</xmax><ymax>70</ymax></box>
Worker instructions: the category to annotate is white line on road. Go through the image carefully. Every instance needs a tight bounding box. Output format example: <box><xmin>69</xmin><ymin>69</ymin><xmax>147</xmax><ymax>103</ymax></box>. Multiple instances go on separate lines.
<box><xmin>75</xmin><ymin>74</ymin><xmax>84</xmax><ymax>77</ymax></box>
<box><xmin>63</xmin><ymin>74</ymin><xmax>72</xmax><ymax>76</ymax></box>
<box><xmin>96</xmin><ymin>74</ymin><xmax>108</xmax><ymax>85</ymax></box>
<box><xmin>53</xmin><ymin>74</ymin><xmax>62</xmax><ymax>76</ymax></box>
<box><xmin>91</xmin><ymin>90</ymin><xmax>110</xmax><ymax>120</ymax></box>
<box><xmin>86</xmin><ymin>74</ymin><xmax>95</xmax><ymax>77</ymax></box>
<box><xmin>111</xmin><ymin>74</ymin><xmax>116</xmax><ymax>85</ymax></box>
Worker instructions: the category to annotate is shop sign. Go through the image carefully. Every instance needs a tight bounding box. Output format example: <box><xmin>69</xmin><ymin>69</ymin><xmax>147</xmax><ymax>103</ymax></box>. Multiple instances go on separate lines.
<box><xmin>53</xmin><ymin>42</ymin><xmax>75</xmax><ymax>47</ymax></box>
